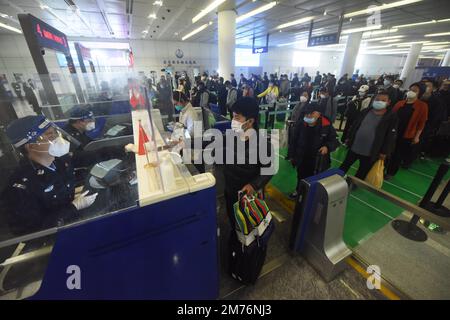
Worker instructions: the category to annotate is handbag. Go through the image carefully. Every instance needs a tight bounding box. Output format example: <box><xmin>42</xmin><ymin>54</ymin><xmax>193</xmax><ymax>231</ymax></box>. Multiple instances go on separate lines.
<box><xmin>233</xmin><ymin>191</ymin><xmax>272</xmax><ymax>244</ymax></box>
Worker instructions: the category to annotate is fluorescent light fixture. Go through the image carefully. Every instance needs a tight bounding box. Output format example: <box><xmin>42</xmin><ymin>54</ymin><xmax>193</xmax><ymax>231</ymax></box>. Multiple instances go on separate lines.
<box><xmin>148</xmin><ymin>13</ymin><xmax>156</xmax><ymax>19</ymax></box>
<box><xmin>393</xmin><ymin>18</ymin><xmax>450</xmax><ymax>28</ymax></box>
<box><xmin>363</xmin><ymin>44</ymin><xmax>396</xmax><ymax>49</ymax></box>
<box><xmin>363</xmin><ymin>35</ymin><xmax>405</xmax><ymax>42</ymax></box>
<box><xmin>276</xmin><ymin>16</ymin><xmax>314</xmax><ymax>30</ymax></box>
<box><xmin>182</xmin><ymin>21</ymin><xmax>212</xmax><ymax>40</ymax></box>
<box><xmin>425</xmin><ymin>32</ymin><xmax>450</xmax><ymax>37</ymax></box>
<box><xmin>277</xmin><ymin>41</ymin><xmax>303</xmax><ymax>47</ymax></box>
<box><xmin>362</xmin><ymin>28</ymin><xmax>398</xmax><ymax>37</ymax></box>
<box><xmin>192</xmin><ymin>0</ymin><xmax>226</xmax><ymax>24</ymax></box>
<box><xmin>0</xmin><ymin>21</ymin><xmax>22</xmax><ymax>33</ymax></box>
<box><xmin>0</xmin><ymin>12</ymin><xmax>9</xmax><ymax>18</ymax></box>
<box><xmin>39</xmin><ymin>2</ymin><xmax>76</xmax><ymax>32</ymax></box>
<box><xmin>422</xmin><ymin>48</ymin><xmax>450</xmax><ymax>52</ymax></box>
<box><xmin>344</xmin><ymin>0</ymin><xmax>423</xmax><ymax>18</ymax></box>
<box><xmin>394</xmin><ymin>20</ymin><xmax>436</xmax><ymax>28</ymax></box>
<box><xmin>341</xmin><ymin>25</ymin><xmax>382</xmax><ymax>34</ymax></box>
<box><xmin>395</xmin><ymin>41</ymin><xmax>430</xmax><ymax>46</ymax></box>
<box><xmin>80</xmin><ymin>42</ymin><xmax>130</xmax><ymax>49</ymax></box>
<box><xmin>381</xmin><ymin>39</ymin><xmax>402</xmax><ymax>43</ymax></box>
<box><xmin>425</xmin><ymin>41</ymin><xmax>450</xmax><ymax>45</ymax></box>
<box><xmin>236</xmin><ymin>1</ymin><xmax>277</xmax><ymax>23</ymax></box>
<box><xmin>153</xmin><ymin>0</ymin><xmax>163</xmax><ymax>6</ymax></box>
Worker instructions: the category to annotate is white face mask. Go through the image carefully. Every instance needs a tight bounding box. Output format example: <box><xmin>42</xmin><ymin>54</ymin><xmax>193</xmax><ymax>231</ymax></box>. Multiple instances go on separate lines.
<box><xmin>372</xmin><ymin>100</ymin><xmax>387</xmax><ymax>110</ymax></box>
<box><xmin>320</xmin><ymin>94</ymin><xmax>326</xmax><ymax>99</ymax></box>
<box><xmin>48</xmin><ymin>136</ymin><xmax>70</xmax><ymax>157</ymax></box>
<box><xmin>393</xmin><ymin>84</ymin><xmax>400</xmax><ymax>89</ymax></box>
<box><xmin>358</xmin><ymin>91</ymin><xmax>366</xmax><ymax>97</ymax></box>
<box><xmin>300</xmin><ymin>96</ymin><xmax>308</xmax><ymax>103</ymax></box>
<box><xmin>85</xmin><ymin>121</ymin><xmax>96</xmax><ymax>131</ymax></box>
<box><xmin>231</xmin><ymin>119</ymin><xmax>246</xmax><ymax>134</ymax></box>
<box><xmin>406</xmin><ymin>90</ymin><xmax>417</xmax><ymax>99</ymax></box>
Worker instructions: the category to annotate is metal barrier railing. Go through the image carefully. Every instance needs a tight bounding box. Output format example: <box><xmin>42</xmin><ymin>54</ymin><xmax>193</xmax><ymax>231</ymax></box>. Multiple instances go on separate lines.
<box><xmin>347</xmin><ymin>175</ymin><xmax>450</xmax><ymax>233</ymax></box>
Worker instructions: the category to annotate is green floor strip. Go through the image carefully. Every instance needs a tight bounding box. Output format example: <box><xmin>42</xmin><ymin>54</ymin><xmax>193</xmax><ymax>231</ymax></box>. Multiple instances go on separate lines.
<box><xmin>269</xmin><ymin>137</ymin><xmax>448</xmax><ymax>248</ymax></box>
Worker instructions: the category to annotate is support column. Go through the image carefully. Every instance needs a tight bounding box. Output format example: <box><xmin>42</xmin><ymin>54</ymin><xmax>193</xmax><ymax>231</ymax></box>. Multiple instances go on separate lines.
<box><xmin>400</xmin><ymin>43</ymin><xmax>422</xmax><ymax>83</ymax></box>
<box><xmin>339</xmin><ymin>32</ymin><xmax>362</xmax><ymax>78</ymax></box>
<box><xmin>441</xmin><ymin>50</ymin><xmax>450</xmax><ymax>67</ymax></box>
<box><xmin>218</xmin><ymin>1</ymin><xmax>236</xmax><ymax>82</ymax></box>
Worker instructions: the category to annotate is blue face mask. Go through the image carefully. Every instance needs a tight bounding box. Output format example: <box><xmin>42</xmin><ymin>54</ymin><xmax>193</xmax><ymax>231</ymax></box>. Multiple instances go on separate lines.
<box><xmin>303</xmin><ymin>116</ymin><xmax>316</xmax><ymax>124</ymax></box>
<box><xmin>175</xmin><ymin>104</ymin><xmax>184</xmax><ymax>111</ymax></box>
<box><xmin>372</xmin><ymin>101</ymin><xmax>387</xmax><ymax>110</ymax></box>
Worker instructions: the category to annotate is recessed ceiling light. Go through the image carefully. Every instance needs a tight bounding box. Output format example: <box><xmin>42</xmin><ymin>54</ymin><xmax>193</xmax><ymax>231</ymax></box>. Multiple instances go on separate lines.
<box><xmin>153</xmin><ymin>0</ymin><xmax>163</xmax><ymax>6</ymax></box>
<box><xmin>148</xmin><ymin>13</ymin><xmax>157</xmax><ymax>19</ymax></box>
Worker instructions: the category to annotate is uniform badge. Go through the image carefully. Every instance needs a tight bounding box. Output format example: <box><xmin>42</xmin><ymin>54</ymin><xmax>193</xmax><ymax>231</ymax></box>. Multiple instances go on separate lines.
<box><xmin>13</xmin><ymin>183</ymin><xmax>26</xmax><ymax>190</ymax></box>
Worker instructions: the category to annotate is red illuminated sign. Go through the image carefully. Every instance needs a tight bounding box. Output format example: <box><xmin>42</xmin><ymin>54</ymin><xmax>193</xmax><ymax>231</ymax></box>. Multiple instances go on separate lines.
<box><xmin>36</xmin><ymin>23</ymin><xmax>67</xmax><ymax>48</ymax></box>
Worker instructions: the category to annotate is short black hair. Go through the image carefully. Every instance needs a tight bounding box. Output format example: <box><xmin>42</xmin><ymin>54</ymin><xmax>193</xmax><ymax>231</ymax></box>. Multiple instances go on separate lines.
<box><xmin>224</xmin><ymin>80</ymin><xmax>231</xmax><ymax>86</ymax></box>
<box><xmin>319</xmin><ymin>87</ymin><xmax>328</xmax><ymax>93</ymax></box>
<box><xmin>231</xmin><ymin>97</ymin><xmax>259</xmax><ymax>127</ymax></box>
<box><xmin>376</xmin><ymin>89</ymin><xmax>391</xmax><ymax>100</ymax></box>
<box><xmin>409</xmin><ymin>82</ymin><xmax>427</xmax><ymax>98</ymax></box>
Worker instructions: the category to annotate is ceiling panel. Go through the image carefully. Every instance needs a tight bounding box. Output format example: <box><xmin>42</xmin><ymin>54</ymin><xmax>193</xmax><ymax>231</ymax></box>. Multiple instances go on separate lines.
<box><xmin>0</xmin><ymin>0</ymin><xmax>448</xmax><ymax>57</ymax></box>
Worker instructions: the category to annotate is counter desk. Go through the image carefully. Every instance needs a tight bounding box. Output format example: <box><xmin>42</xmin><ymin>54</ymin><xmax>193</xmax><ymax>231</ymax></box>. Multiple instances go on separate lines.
<box><xmin>0</xmin><ymin>109</ymin><xmax>219</xmax><ymax>300</ymax></box>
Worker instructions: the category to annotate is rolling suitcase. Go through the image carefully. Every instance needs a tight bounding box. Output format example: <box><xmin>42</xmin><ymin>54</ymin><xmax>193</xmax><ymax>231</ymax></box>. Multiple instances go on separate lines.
<box><xmin>228</xmin><ymin>220</ymin><xmax>275</xmax><ymax>285</ymax></box>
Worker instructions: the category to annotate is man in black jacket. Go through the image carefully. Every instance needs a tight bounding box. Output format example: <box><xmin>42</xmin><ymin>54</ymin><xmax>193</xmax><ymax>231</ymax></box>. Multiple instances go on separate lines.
<box><xmin>222</xmin><ymin>97</ymin><xmax>274</xmax><ymax>230</ymax></box>
<box><xmin>287</xmin><ymin>104</ymin><xmax>339</xmax><ymax>198</ymax></box>
<box><xmin>340</xmin><ymin>90</ymin><xmax>398</xmax><ymax>179</ymax></box>
<box><xmin>217</xmin><ymin>77</ymin><xmax>228</xmax><ymax>116</ymax></box>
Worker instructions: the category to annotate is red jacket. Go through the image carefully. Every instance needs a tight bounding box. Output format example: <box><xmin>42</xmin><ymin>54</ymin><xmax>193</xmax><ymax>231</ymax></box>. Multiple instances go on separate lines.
<box><xmin>392</xmin><ymin>99</ymin><xmax>428</xmax><ymax>139</ymax></box>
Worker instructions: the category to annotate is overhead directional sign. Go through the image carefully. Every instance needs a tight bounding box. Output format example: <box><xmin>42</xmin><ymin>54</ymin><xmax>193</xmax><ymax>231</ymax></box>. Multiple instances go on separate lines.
<box><xmin>252</xmin><ymin>33</ymin><xmax>270</xmax><ymax>54</ymax></box>
<box><xmin>253</xmin><ymin>46</ymin><xmax>268</xmax><ymax>54</ymax></box>
<box><xmin>307</xmin><ymin>14</ymin><xmax>344</xmax><ymax>47</ymax></box>
<box><xmin>308</xmin><ymin>33</ymin><xmax>339</xmax><ymax>47</ymax></box>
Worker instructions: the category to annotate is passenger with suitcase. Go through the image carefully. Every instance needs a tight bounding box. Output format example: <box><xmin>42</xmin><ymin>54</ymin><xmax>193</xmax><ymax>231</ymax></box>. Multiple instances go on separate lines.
<box><xmin>287</xmin><ymin>104</ymin><xmax>339</xmax><ymax>199</ymax></box>
<box><xmin>222</xmin><ymin>97</ymin><xmax>275</xmax><ymax>284</ymax></box>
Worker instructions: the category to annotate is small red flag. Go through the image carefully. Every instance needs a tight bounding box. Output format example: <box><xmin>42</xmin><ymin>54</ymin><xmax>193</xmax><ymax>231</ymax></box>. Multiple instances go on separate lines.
<box><xmin>137</xmin><ymin>121</ymin><xmax>150</xmax><ymax>155</ymax></box>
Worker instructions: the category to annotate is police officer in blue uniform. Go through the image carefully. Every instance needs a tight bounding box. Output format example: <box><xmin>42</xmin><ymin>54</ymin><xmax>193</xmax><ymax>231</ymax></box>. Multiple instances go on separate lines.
<box><xmin>64</xmin><ymin>106</ymin><xmax>96</xmax><ymax>152</ymax></box>
<box><xmin>2</xmin><ymin>116</ymin><xmax>99</xmax><ymax>235</ymax></box>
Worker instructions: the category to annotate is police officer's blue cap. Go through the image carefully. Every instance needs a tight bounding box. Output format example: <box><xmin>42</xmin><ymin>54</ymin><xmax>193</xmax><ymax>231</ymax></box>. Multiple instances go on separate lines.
<box><xmin>69</xmin><ymin>105</ymin><xmax>94</xmax><ymax>120</ymax></box>
<box><xmin>6</xmin><ymin>115</ymin><xmax>53</xmax><ymax>148</ymax></box>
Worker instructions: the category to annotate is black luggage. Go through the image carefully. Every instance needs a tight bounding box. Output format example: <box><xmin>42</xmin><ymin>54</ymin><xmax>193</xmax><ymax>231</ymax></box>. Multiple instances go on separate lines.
<box><xmin>228</xmin><ymin>220</ymin><xmax>275</xmax><ymax>285</ymax></box>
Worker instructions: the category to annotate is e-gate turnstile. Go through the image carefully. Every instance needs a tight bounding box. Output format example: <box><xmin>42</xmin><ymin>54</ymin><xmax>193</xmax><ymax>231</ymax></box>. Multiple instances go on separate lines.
<box><xmin>289</xmin><ymin>169</ymin><xmax>351</xmax><ymax>282</ymax></box>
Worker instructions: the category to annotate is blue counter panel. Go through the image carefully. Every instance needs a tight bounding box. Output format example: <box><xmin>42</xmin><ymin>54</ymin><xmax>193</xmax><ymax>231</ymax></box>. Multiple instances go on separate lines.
<box><xmin>31</xmin><ymin>186</ymin><xmax>218</xmax><ymax>299</ymax></box>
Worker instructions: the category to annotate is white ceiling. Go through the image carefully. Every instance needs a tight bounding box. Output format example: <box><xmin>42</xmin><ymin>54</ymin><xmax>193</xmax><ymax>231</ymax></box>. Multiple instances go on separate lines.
<box><xmin>0</xmin><ymin>0</ymin><xmax>449</xmax><ymax>56</ymax></box>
